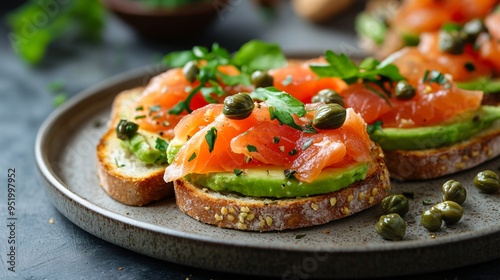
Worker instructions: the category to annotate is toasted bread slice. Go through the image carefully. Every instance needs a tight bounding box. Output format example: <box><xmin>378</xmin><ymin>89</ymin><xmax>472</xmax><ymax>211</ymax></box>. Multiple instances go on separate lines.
<box><xmin>96</xmin><ymin>88</ymin><xmax>173</xmax><ymax>206</ymax></box>
<box><xmin>384</xmin><ymin>122</ymin><xmax>500</xmax><ymax>180</ymax></box>
<box><xmin>173</xmin><ymin>146</ymin><xmax>390</xmax><ymax>231</ymax></box>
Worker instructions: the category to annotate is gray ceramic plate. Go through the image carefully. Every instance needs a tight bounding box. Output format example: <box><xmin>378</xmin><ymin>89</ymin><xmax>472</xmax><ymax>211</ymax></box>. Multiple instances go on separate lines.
<box><xmin>35</xmin><ymin>66</ymin><xmax>500</xmax><ymax>279</ymax></box>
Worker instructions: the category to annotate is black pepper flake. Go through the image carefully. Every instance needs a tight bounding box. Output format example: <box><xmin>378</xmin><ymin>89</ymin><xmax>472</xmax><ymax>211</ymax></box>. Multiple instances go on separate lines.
<box><xmin>473</xmin><ymin>115</ymin><xmax>480</xmax><ymax>122</ymax></box>
<box><xmin>284</xmin><ymin>169</ymin><xmax>297</xmax><ymax>179</ymax></box>
<box><xmin>464</xmin><ymin>62</ymin><xmax>476</xmax><ymax>72</ymax></box>
<box><xmin>233</xmin><ymin>169</ymin><xmax>244</xmax><ymax>176</ymax></box>
<box><xmin>295</xmin><ymin>234</ymin><xmax>306</xmax><ymax>239</ymax></box>
<box><xmin>288</xmin><ymin>149</ymin><xmax>297</xmax><ymax>156</ymax></box>
<box><xmin>273</xmin><ymin>136</ymin><xmax>280</xmax><ymax>144</ymax></box>
<box><xmin>159</xmin><ymin>132</ymin><xmax>164</xmax><ymax>136</ymax></box>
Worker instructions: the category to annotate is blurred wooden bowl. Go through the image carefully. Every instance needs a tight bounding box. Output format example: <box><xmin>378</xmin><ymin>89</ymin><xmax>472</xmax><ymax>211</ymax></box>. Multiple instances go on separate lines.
<box><xmin>102</xmin><ymin>0</ymin><xmax>228</xmax><ymax>39</ymax></box>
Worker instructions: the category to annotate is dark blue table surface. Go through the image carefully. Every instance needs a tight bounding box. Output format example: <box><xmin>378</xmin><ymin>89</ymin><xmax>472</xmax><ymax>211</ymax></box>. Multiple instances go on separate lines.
<box><xmin>1</xmin><ymin>1</ymin><xmax>499</xmax><ymax>279</ymax></box>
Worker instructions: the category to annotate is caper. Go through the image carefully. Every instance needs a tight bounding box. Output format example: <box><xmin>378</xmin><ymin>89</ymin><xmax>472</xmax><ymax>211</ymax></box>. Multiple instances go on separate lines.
<box><xmin>473</xmin><ymin>170</ymin><xmax>500</xmax><ymax>194</ymax></box>
<box><xmin>381</xmin><ymin>194</ymin><xmax>409</xmax><ymax>216</ymax></box>
<box><xmin>312</xmin><ymin>104</ymin><xmax>346</xmax><ymax>130</ymax></box>
<box><xmin>251</xmin><ymin>70</ymin><xmax>274</xmax><ymax>88</ymax></box>
<box><xmin>462</xmin><ymin>18</ymin><xmax>488</xmax><ymax>43</ymax></box>
<box><xmin>116</xmin><ymin>119</ymin><xmax>139</xmax><ymax>140</ymax></box>
<box><xmin>222</xmin><ymin>93</ymin><xmax>255</xmax><ymax>120</ymax></box>
<box><xmin>183</xmin><ymin>61</ymin><xmax>199</xmax><ymax>83</ymax></box>
<box><xmin>439</xmin><ymin>30</ymin><xmax>466</xmax><ymax>55</ymax></box>
<box><xmin>420</xmin><ymin>208</ymin><xmax>443</xmax><ymax>231</ymax></box>
<box><xmin>394</xmin><ymin>81</ymin><xmax>416</xmax><ymax>100</ymax></box>
<box><xmin>433</xmin><ymin>201</ymin><xmax>464</xmax><ymax>224</ymax></box>
<box><xmin>375</xmin><ymin>213</ymin><xmax>406</xmax><ymax>241</ymax></box>
<box><xmin>442</xmin><ymin>180</ymin><xmax>467</xmax><ymax>205</ymax></box>
<box><xmin>311</xmin><ymin>89</ymin><xmax>344</xmax><ymax>106</ymax></box>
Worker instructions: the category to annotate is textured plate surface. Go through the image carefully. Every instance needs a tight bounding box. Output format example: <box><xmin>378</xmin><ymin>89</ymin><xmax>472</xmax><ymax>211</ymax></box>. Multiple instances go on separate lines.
<box><xmin>35</xmin><ymin>66</ymin><xmax>500</xmax><ymax>279</ymax></box>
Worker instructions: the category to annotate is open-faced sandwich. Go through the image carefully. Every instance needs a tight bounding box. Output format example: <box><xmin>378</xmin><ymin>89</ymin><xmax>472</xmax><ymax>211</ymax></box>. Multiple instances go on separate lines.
<box><xmin>96</xmin><ymin>40</ymin><xmax>288</xmax><ymax>205</ymax></box>
<box><xmin>357</xmin><ymin>0</ymin><xmax>500</xmax><ymax>100</ymax></box>
<box><xmin>164</xmin><ymin>89</ymin><xmax>390</xmax><ymax>231</ymax></box>
<box><xmin>307</xmin><ymin>51</ymin><xmax>500</xmax><ymax>180</ymax></box>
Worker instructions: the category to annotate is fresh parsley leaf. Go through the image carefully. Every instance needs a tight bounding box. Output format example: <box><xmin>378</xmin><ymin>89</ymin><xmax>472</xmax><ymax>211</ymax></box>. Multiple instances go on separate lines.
<box><xmin>205</xmin><ymin>127</ymin><xmax>217</xmax><ymax>153</ymax></box>
<box><xmin>188</xmin><ymin>152</ymin><xmax>197</xmax><ymax>162</ymax></box>
<box><xmin>422</xmin><ymin>70</ymin><xmax>448</xmax><ymax>85</ymax></box>
<box><xmin>232</xmin><ymin>40</ymin><xmax>286</xmax><ymax>73</ymax></box>
<box><xmin>163</xmin><ymin>50</ymin><xmax>196</xmax><ymax>68</ymax></box>
<box><xmin>155</xmin><ymin>138</ymin><xmax>169</xmax><ymax>152</ymax></box>
<box><xmin>310</xmin><ymin>50</ymin><xmax>405</xmax><ymax>103</ymax></box>
<box><xmin>218</xmin><ymin>71</ymin><xmax>251</xmax><ymax>87</ymax></box>
<box><xmin>247</xmin><ymin>144</ymin><xmax>258</xmax><ymax>152</ymax></box>
<box><xmin>114</xmin><ymin>157</ymin><xmax>125</xmax><ymax>168</ymax></box>
<box><xmin>250</xmin><ymin>87</ymin><xmax>306</xmax><ymax>131</ymax></box>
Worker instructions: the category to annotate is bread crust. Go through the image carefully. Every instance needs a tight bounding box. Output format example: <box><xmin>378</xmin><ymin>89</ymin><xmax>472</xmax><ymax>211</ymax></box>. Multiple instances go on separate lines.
<box><xmin>96</xmin><ymin>88</ymin><xmax>174</xmax><ymax>206</ymax></box>
<box><xmin>174</xmin><ymin>146</ymin><xmax>390</xmax><ymax>231</ymax></box>
<box><xmin>384</xmin><ymin>127</ymin><xmax>500</xmax><ymax>180</ymax></box>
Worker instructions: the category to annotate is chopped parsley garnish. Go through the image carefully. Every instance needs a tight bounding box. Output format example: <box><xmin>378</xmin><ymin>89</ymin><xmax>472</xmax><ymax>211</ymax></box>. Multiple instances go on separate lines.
<box><xmin>205</xmin><ymin>127</ymin><xmax>217</xmax><ymax>153</ymax></box>
<box><xmin>155</xmin><ymin>138</ymin><xmax>169</xmax><ymax>152</ymax></box>
<box><xmin>281</xmin><ymin>75</ymin><xmax>293</xmax><ymax>86</ymax></box>
<box><xmin>303</xmin><ymin>123</ymin><xmax>317</xmax><ymax>134</ymax></box>
<box><xmin>134</xmin><ymin>115</ymin><xmax>146</xmax><ymax>120</ymax></box>
<box><xmin>288</xmin><ymin>149</ymin><xmax>297</xmax><ymax>156</ymax></box>
<box><xmin>309</xmin><ymin>51</ymin><xmax>405</xmax><ymax>105</ymax></box>
<box><xmin>273</xmin><ymin>136</ymin><xmax>280</xmax><ymax>144</ymax></box>
<box><xmin>233</xmin><ymin>169</ymin><xmax>244</xmax><ymax>176</ymax></box>
<box><xmin>247</xmin><ymin>144</ymin><xmax>258</xmax><ymax>153</ymax></box>
<box><xmin>250</xmin><ymin>87</ymin><xmax>307</xmax><ymax>131</ymax></box>
<box><xmin>149</xmin><ymin>105</ymin><xmax>161</xmax><ymax>115</ymax></box>
<box><xmin>163</xmin><ymin>40</ymin><xmax>286</xmax><ymax>115</ymax></box>
<box><xmin>136</xmin><ymin>106</ymin><xmax>144</xmax><ymax>111</ymax></box>
<box><xmin>367</xmin><ymin>120</ymin><xmax>383</xmax><ymax>134</ymax></box>
<box><xmin>114</xmin><ymin>157</ymin><xmax>125</xmax><ymax>168</ymax></box>
<box><xmin>284</xmin><ymin>169</ymin><xmax>297</xmax><ymax>179</ymax></box>
<box><xmin>422</xmin><ymin>70</ymin><xmax>448</xmax><ymax>85</ymax></box>
<box><xmin>302</xmin><ymin>138</ymin><xmax>313</xmax><ymax>150</ymax></box>
<box><xmin>188</xmin><ymin>152</ymin><xmax>197</xmax><ymax>162</ymax></box>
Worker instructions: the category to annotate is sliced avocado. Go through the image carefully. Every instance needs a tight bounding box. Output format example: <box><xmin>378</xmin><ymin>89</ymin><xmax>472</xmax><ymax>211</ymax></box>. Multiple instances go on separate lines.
<box><xmin>356</xmin><ymin>12</ymin><xmax>387</xmax><ymax>45</ymax></box>
<box><xmin>120</xmin><ymin>132</ymin><xmax>168</xmax><ymax>165</ymax></box>
<box><xmin>185</xmin><ymin>163</ymin><xmax>368</xmax><ymax>198</ymax></box>
<box><xmin>456</xmin><ymin>77</ymin><xmax>500</xmax><ymax>94</ymax></box>
<box><xmin>166</xmin><ymin>139</ymin><xmax>183</xmax><ymax>164</ymax></box>
<box><xmin>370</xmin><ymin>106</ymin><xmax>500</xmax><ymax>150</ymax></box>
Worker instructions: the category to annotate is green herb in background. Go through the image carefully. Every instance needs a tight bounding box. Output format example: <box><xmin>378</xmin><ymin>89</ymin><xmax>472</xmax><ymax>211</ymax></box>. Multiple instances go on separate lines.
<box><xmin>48</xmin><ymin>79</ymin><xmax>67</xmax><ymax>107</ymax></box>
<box><xmin>7</xmin><ymin>0</ymin><xmax>104</xmax><ymax>65</ymax></box>
<box><xmin>137</xmin><ymin>0</ymin><xmax>209</xmax><ymax>8</ymax></box>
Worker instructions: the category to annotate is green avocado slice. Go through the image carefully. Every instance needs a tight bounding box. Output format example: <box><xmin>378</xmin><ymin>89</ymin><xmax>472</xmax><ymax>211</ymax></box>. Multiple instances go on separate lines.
<box><xmin>184</xmin><ymin>163</ymin><xmax>368</xmax><ymax>198</ymax></box>
<box><xmin>120</xmin><ymin>132</ymin><xmax>168</xmax><ymax>165</ymax></box>
<box><xmin>456</xmin><ymin>77</ymin><xmax>500</xmax><ymax>94</ymax></box>
<box><xmin>369</xmin><ymin>106</ymin><xmax>500</xmax><ymax>151</ymax></box>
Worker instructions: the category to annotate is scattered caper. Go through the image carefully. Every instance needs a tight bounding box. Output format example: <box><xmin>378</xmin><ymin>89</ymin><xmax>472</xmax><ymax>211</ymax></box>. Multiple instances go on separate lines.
<box><xmin>462</xmin><ymin>18</ymin><xmax>488</xmax><ymax>43</ymax></box>
<box><xmin>116</xmin><ymin>119</ymin><xmax>139</xmax><ymax>140</ymax></box>
<box><xmin>433</xmin><ymin>201</ymin><xmax>464</xmax><ymax>224</ymax></box>
<box><xmin>381</xmin><ymin>194</ymin><xmax>409</xmax><ymax>216</ymax></box>
<box><xmin>442</xmin><ymin>180</ymin><xmax>467</xmax><ymax>205</ymax></box>
<box><xmin>473</xmin><ymin>170</ymin><xmax>500</xmax><ymax>194</ymax></box>
<box><xmin>183</xmin><ymin>61</ymin><xmax>199</xmax><ymax>83</ymax></box>
<box><xmin>312</xmin><ymin>103</ymin><xmax>346</xmax><ymax>129</ymax></box>
<box><xmin>394</xmin><ymin>81</ymin><xmax>416</xmax><ymax>100</ymax></box>
<box><xmin>222</xmin><ymin>93</ymin><xmax>255</xmax><ymax>120</ymax></box>
<box><xmin>251</xmin><ymin>70</ymin><xmax>274</xmax><ymax>88</ymax></box>
<box><xmin>438</xmin><ymin>30</ymin><xmax>466</xmax><ymax>55</ymax></box>
<box><xmin>375</xmin><ymin>213</ymin><xmax>406</xmax><ymax>241</ymax></box>
<box><xmin>311</xmin><ymin>89</ymin><xmax>344</xmax><ymax>106</ymax></box>
<box><xmin>420</xmin><ymin>208</ymin><xmax>443</xmax><ymax>232</ymax></box>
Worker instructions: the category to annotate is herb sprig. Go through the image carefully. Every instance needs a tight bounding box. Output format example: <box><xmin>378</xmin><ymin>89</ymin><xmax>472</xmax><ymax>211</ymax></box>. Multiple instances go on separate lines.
<box><xmin>163</xmin><ymin>40</ymin><xmax>286</xmax><ymax>114</ymax></box>
<box><xmin>250</xmin><ymin>87</ymin><xmax>315</xmax><ymax>132</ymax></box>
<box><xmin>309</xmin><ymin>51</ymin><xmax>405</xmax><ymax>105</ymax></box>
